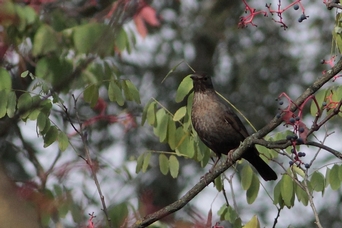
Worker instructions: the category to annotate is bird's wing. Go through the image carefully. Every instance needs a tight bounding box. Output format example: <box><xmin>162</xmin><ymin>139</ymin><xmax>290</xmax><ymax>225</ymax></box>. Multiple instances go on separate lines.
<box><xmin>222</xmin><ymin>105</ymin><xmax>250</xmax><ymax>139</ymax></box>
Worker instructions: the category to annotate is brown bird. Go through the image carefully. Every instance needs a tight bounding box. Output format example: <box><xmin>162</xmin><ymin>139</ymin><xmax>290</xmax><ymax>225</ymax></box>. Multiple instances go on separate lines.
<box><xmin>190</xmin><ymin>73</ymin><xmax>277</xmax><ymax>181</ymax></box>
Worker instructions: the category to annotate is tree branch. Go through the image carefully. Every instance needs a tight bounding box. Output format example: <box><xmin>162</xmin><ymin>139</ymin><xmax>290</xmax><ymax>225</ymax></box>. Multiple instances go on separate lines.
<box><xmin>133</xmin><ymin>57</ymin><xmax>342</xmax><ymax>227</ymax></box>
<box><xmin>306</xmin><ymin>141</ymin><xmax>342</xmax><ymax>159</ymax></box>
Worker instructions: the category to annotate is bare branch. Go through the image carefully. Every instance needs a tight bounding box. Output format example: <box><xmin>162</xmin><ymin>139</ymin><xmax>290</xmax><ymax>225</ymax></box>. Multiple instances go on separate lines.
<box><xmin>306</xmin><ymin>141</ymin><xmax>342</xmax><ymax>159</ymax></box>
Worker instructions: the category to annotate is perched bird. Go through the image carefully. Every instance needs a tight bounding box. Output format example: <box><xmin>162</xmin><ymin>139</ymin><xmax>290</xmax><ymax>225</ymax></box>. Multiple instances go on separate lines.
<box><xmin>190</xmin><ymin>73</ymin><xmax>277</xmax><ymax>181</ymax></box>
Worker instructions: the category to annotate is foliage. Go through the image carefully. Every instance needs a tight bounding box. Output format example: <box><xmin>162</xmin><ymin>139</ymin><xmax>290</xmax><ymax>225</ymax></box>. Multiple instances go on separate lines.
<box><xmin>1</xmin><ymin>0</ymin><xmax>342</xmax><ymax>228</ymax></box>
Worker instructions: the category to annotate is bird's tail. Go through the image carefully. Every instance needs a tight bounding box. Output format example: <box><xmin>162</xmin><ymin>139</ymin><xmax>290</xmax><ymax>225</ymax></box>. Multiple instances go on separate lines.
<box><xmin>243</xmin><ymin>148</ymin><xmax>277</xmax><ymax>181</ymax></box>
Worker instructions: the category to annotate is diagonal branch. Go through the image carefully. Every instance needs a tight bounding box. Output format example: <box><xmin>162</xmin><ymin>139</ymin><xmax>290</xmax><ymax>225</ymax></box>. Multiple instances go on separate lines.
<box><xmin>306</xmin><ymin>141</ymin><xmax>342</xmax><ymax>159</ymax></box>
<box><xmin>133</xmin><ymin>57</ymin><xmax>342</xmax><ymax>228</ymax></box>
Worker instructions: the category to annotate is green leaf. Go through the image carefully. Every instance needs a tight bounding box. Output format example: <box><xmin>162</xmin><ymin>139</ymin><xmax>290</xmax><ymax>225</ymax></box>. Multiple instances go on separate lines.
<box><xmin>153</xmin><ymin>109</ymin><xmax>168</xmax><ymax>142</ymax></box>
<box><xmin>218</xmin><ymin>205</ymin><xmax>228</xmax><ymax>220</ymax></box>
<box><xmin>84</xmin><ymin>84</ymin><xmax>99</xmax><ymax>107</ymax></box>
<box><xmin>175</xmin><ymin>134</ymin><xmax>193</xmax><ymax>158</ymax></box>
<box><xmin>109</xmin><ymin>202</ymin><xmax>129</xmax><ymax>228</ymax></box>
<box><xmin>214</xmin><ymin>175</ymin><xmax>223</xmax><ymax>192</ymax></box>
<box><xmin>37</xmin><ymin>112</ymin><xmax>49</xmax><ymax>133</ymax></box>
<box><xmin>280</xmin><ymin>174</ymin><xmax>294</xmax><ymax>208</ymax></box>
<box><xmin>169</xmin><ymin>155</ymin><xmax>179</xmax><ymax>178</ymax></box>
<box><xmin>21</xmin><ymin>71</ymin><xmax>29</xmax><ymax>78</ymax></box>
<box><xmin>233</xmin><ymin>218</ymin><xmax>242</xmax><ymax>228</ymax></box>
<box><xmin>246</xmin><ymin>173</ymin><xmax>260</xmax><ymax>204</ymax></box>
<box><xmin>167</xmin><ymin>119</ymin><xmax>176</xmax><ymax>150</ymax></box>
<box><xmin>295</xmin><ymin>183</ymin><xmax>308</xmax><ymax>206</ymax></box>
<box><xmin>244</xmin><ymin>215</ymin><xmax>260</xmax><ymax>228</ymax></box>
<box><xmin>159</xmin><ymin>154</ymin><xmax>169</xmax><ymax>175</ymax></box>
<box><xmin>36</xmin><ymin>57</ymin><xmax>73</xmax><ymax>87</ymax></box>
<box><xmin>173</xmin><ymin>106</ymin><xmax>187</xmax><ymax>121</ymax></box>
<box><xmin>73</xmin><ymin>23</ymin><xmax>114</xmax><ymax>55</ymax></box>
<box><xmin>141</xmin><ymin>99</ymin><xmax>153</xmax><ymax>126</ymax></box>
<box><xmin>108</xmin><ymin>80</ymin><xmax>124</xmax><ymax>106</ymax></box>
<box><xmin>115</xmin><ymin>28</ymin><xmax>128</xmax><ymax>52</ymax></box>
<box><xmin>16</xmin><ymin>5</ymin><xmax>37</xmax><ymax>31</ymax></box>
<box><xmin>0</xmin><ymin>68</ymin><xmax>12</xmax><ymax>91</ymax></box>
<box><xmin>0</xmin><ymin>90</ymin><xmax>7</xmax><ymax>118</ymax></box>
<box><xmin>6</xmin><ymin>91</ymin><xmax>16</xmax><ymax>118</ymax></box>
<box><xmin>28</xmin><ymin>109</ymin><xmax>40</xmax><ymax>120</ymax></box>
<box><xmin>58</xmin><ymin>131</ymin><xmax>69</xmax><ymax>152</ymax></box>
<box><xmin>224</xmin><ymin>206</ymin><xmax>239</xmax><ymax>223</ymax></box>
<box><xmin>124</xmin><ymin>80</ymin><xmax>140</xmax><ymax>104</ymax></box>
<box><xmin>339</xmin><ymin>164</ymin><xmax>342</xmax><ymax>181</ymax></box>
<box><xmin>310</xmin><ymin>171</ymin><xmax>325</xmax><ymax>192</ymax></box>
<box><xmin>292</xmin><ymin>165</ymin><xmax>305</xmax><ymax>178</ymax></box>
<box><xmin>175</xmin><ymin>75</ymin><xmax>193</xmax><ymax>103</ymax></box>
<box><xmin>142</xmin><ymin>152</ymin><xmax>151</xmax><ymax>173</ymax></box>
<box><xmin>17</xmin><ymin>93</ymin><xmax>32</xmax><ymax>113</ymax></box>
<box><xmin>329</xmin><ymin>164</ymin><xmax>341</xmax><ymax>190</ymax></box>
<box><xmin>241</xmin><ymin>165</ymin><xmax>253</xmax><ymax>190</ymax></box>
<box><xmin>135</xmin><ymin>153</ymin><xmax>144</xmax><ymax>173</ymax></box>
<box><xmin>43</xmin><ymin>125</ymin><xmax>58</xmax><ymax>148</ymax></box>
<box><xmin>143</xmin><ymin>101</ymin><xmax>157</xmax><ymax>126</ymax></box>
<box><xmin>32</xmin><ymin>24</ymin><xmax>59</xmax><ymax>56</ymax></box>
<box><xmin>273</xmin><ymin>180</ymin><xmax>282</xmax><ymax>206</ymax></box>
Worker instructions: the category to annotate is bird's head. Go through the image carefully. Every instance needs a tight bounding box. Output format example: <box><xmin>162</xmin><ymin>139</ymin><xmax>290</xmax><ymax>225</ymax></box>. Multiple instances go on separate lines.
<box><xmin>190</xmin><ymin>73</ymin><xmax>214</xmax><ymax>92</ymax></box>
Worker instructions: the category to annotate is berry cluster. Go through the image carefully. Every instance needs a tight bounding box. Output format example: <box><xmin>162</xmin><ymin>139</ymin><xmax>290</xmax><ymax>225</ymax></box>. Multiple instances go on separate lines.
<box><xmin>275</xmin><ymin>92</ymin><xmax>313</xmax><ymax>169</ymax></box>
<box><xmin>239</xmin><ymin>0</ymin><xmax>308</xmax><ymax>29</ymax></box>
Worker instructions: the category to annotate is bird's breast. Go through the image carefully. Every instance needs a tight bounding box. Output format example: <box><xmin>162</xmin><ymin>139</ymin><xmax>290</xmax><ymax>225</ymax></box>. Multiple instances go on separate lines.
<box><xmin>191</xmin><ymin>93</ymin><xmax>242</xmax><ymax>153</ymax></box>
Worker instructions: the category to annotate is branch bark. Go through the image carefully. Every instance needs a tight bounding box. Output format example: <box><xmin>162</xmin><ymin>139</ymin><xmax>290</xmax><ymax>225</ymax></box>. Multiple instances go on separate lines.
<box><xmin>133</xmin><ymin>57</ymin><xmax>342</xmax><ymax>227</ymax></box>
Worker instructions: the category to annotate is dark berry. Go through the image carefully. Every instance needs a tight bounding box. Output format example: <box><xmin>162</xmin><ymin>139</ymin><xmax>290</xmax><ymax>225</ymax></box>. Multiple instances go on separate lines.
<box><xmin>299</xmin><ymin>127</ymin><xmax>305</xmax><ymax>133</ymax></box>
<box><xmin>298</xmin><ymin>152</ymin><xmax>306</xmax><ymax>157</ymax></box>
<box><xmin>276</xmin><ymin>113</ymin><xmax>281</xmax><ymax>119</ymax></box>
<box><xmin>293</xmin><ymin>4</ymin><xmax>299</xmax><ymax>10</ymax></box>
<box><xmin>298</xmin><ymin>14</ymin><xmax>307</xmax><ymax>23</ymax></box>
<box><xmin>293</xmin><ymin>135</ymin><xmax>298</xmax><ymax>140</ymax></box>
<box><xmin>291</xmin><ymin>148</ymin><xmax>296</xmax><ymax>153</ymax></box>
<box><xmin>296</xmin><ymin>138</ymin><xmax>304</xmax><ymax>144</ymax></box>
<box><xmin>320</xmin><ymin>59</ymin><xmax>325</xmax><ymax>64</ymax></box>
<box><xmin>322</xmin><ymin>102</ymin><xmax>327</xmax><ymax>106</ymax></box>
<box><xmin>305</xmin><ymin>163</ymin><xmax>310</xmax><ymax>169</ymax></box>
<box><xmin>289</xmin><ymin>118</ymin><xmax>296</xmax><ymax>124</ymax></box>
<box><xmin>289</xmin><ymin>161</ymin><xmax>294</xmax><ymax>166</ymax></box>
<box><xmin>295</xmin><ymin>116</ymin><xmax>300</xmax><ymax>121</ymax></box>
<box><xmin>279</xmin><ymin>101</ymin><xmax>284</xmax><ymax>105</ymax></box>
<box><xmin>286</xmin><ymin>135</ymin><xmax>294</xmax><ymax>140</ymax></box>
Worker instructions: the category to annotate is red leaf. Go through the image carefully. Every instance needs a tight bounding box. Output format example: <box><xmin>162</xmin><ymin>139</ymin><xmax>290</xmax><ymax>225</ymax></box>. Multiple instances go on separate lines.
<box><xmin>139</xmin><ymin>6</ymin><xmax>160</xmax><ymax>26</ymax></box>
<box><xmin>282</xmin><ymin>110</ymin><xmax>294</xmax><ymax>125</ymax></box>
<box><xmin>134</xmin><ymin>15</ymin><xmax>147</xmax><ymax>38</ymax></box>
<box><xmin>298</xmin><ymin>121</ymin><xmax>309</xmax><ymax>143</ymax></box>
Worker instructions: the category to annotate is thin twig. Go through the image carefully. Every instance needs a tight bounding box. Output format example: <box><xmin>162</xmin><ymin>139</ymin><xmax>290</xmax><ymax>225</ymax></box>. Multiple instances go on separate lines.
<box><xmin>71</xmin><ymin>95</ymin><xmax>112</xmax><ymax>228</ymax></box>
<box><xmin>272</xmin><ymin>207</ymin><xmax>282</xmax><ymax>228</ymax></box>
<box><xmin>306</xmin><ymin>141</ymin><xmax>342</xmax><ymax>159</ymax></box>
<box><xmin>220</xmin><ymin>184</ymin><xmax>230</xmax><ymax>207</ymax></box>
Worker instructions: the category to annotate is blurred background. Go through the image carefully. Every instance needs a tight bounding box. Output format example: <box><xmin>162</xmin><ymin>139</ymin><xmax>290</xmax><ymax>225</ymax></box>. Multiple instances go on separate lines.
<box><xmin>0</xmin><ymin>0</ymin><xmax>341</xmax><ymax>227</ymax></box>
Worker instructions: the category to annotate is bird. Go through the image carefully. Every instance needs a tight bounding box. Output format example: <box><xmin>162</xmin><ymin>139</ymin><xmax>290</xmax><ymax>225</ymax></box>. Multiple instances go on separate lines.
<box><xmin>190</xmin><ymin>73</ymin><xmax>277</xmax><ymax>181</ymax></box>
